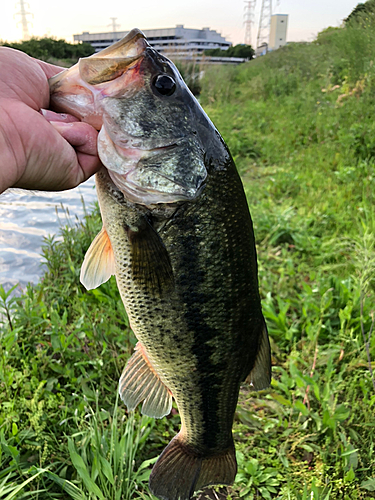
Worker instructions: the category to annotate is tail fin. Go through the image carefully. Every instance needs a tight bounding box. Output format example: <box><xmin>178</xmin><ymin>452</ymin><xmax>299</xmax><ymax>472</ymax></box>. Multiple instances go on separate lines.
<box><xmin>149</xmin><ymin>433</ymin><xmax>237</xmax><ymax>500</ymax></box>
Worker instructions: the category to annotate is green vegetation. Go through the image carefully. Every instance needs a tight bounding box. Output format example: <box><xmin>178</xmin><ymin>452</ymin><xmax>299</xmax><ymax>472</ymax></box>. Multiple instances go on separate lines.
<box><xmin>174</xmin><ymin>61</ymin><xmax>203</xmax><ymax>97</ymax></box>
<box><xmin>345</xmin><ymin>0</ymin><xmax>375</xmax><ymax>23</ymax></box>
<box><xmin>0</xmin><ymin>37</ymin><xmax>94</xmax><ymax>66</ymax></box>
<box><xmin>204</xmin><ymin>44</ymin><xmax>255</xmax><ymax>60</ymax></box>
<box><xmin>199</xmin><ymin>4</ymin><xmax>375</xmax><ymax>497</ymax></box>
<box><xmin>0</xmin><ymin>210</ymin><xmax>170</xmax><ymax>499</ymax></box>
<box><xmin>1</xmin><ymin>2</ymin><xmax>375</xmax><ymax>498</ymax></box>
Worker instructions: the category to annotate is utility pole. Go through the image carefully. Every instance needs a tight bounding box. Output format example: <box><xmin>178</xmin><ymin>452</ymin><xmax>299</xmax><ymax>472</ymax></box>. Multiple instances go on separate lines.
<box><xmin>14</xmin><ymin>0</ymin><xmax>33</xmax><ymax>41</ymax></box>
<box><xmin>256</xmin><ymin>0</ymin><xmax>272</xmax><ymax>49</ymax></box>
<box><xmin>244</xmin><ymin>1</ymin><xmax>256</xmax><ymax>46</ymax></box>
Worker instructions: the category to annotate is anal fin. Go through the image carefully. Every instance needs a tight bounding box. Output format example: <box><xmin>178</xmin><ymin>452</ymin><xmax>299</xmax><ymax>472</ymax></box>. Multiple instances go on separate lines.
<box><xmin>119</xmin><ymin>343</ymin><xmax>172</xmax><ymax>419</ymax></box>
<box><xmin>245</xmin><ymin>320</ymin><xmax>272</xmax><ymax>391</ymax></box>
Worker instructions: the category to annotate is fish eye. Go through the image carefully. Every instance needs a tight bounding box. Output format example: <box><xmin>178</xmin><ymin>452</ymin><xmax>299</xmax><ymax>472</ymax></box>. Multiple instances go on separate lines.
<box><xmin>152</xmin><ymin>74</ymin><xmax>176</xmax><ymax>96</ymax></box>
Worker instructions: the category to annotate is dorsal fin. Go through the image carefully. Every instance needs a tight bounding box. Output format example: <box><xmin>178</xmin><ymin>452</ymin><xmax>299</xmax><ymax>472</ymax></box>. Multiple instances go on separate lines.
<box><xmin>80</xmin><ymin>227</ymin><xmax>115</xmax><ymax>290</ymax></box>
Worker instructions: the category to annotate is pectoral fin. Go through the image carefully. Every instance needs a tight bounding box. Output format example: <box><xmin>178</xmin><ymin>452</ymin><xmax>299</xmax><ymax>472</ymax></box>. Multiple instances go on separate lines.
<box><xmin>119</xmin><ymin>342</ymin><xmax>172</xmax><ymax>419</ymax></box>
<box><xmin>245</xmin><ymin>320</ymin><xmax>271</xmax><ymax>390</ymax></box>
<box><xmin>80</xmin><ymin>227</ymin><xmax>115</xmax><ymax>290</ymax></box>
<box><xmin>128</xmin><ymin>218</ymin><xmax>174</xmax><ymax>296</ymax></box>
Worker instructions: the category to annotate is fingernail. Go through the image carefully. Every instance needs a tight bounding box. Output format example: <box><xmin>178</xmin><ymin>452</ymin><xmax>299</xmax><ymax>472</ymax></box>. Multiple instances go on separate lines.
<box><xmin>41</xmin><ymin>109</ymin><xmax>79</xmax><ymax>123</ymax></box>
<box><xmin>50</xmin><ymin>120</ymin><xmax>74</xmax><ymax>130</ymax></box>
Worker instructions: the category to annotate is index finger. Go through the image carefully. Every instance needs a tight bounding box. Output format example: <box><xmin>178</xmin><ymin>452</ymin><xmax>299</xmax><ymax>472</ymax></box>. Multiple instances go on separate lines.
<box><xmin>36</xmin><ymin>59</ymin><xmax>66</xmax><ymax>80</ymax></box>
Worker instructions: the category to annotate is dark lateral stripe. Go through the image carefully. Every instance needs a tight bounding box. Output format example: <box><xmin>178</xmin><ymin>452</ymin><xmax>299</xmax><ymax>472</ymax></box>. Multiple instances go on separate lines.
<box><xmin>174</xmin><ymin>216</ymin><xmax>223</xmax><ymax>449</ymax></box>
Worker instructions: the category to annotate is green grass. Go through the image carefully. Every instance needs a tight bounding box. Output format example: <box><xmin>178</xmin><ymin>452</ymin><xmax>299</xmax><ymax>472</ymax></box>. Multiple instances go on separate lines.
<box><xmin>0</xmin><ymin>205</ymin><xmax>181</xmax><ymax>499</ymax></box>
<box><xmin>2</xmin><ymin>8</ymin><xmax>375</xmax><ymax>500</ymax></box>
<box><xmin>198</xmin><ymin>12</ymin><xmax>375</xmax><ymax>499</ymax></box>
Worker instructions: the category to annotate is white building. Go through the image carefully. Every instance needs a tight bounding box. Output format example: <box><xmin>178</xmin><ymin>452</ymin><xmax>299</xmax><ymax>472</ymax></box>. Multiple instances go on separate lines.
<box><xmin>74</xmin><ymin>25</ymin><xmax>231</xmax><ymax>56</ymax></box>
<box><xmin>269</xmin><ymin>14</ymin><xmax>288</xmax><ymax>51</ymax></box>
<box><xmin>255</xmin><ymin>43</ymin><xmax>268</xmax><ymax>57</ymax></box>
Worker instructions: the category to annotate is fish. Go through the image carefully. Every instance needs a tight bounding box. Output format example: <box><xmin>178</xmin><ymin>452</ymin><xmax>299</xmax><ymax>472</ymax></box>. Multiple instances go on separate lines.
<box><xmin>49</xmin><ymin>29</ymin><xmax>271</xmax><ymax>500</ymax></box>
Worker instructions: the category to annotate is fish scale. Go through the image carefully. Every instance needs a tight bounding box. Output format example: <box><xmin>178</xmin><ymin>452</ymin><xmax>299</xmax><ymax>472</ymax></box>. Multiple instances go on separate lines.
<box><xmin>95</xmin><ymin>159</ymin><xmax>263</xmax><ymax>455</ymax></box>
<box><xmin>49</xmin><ymin>27</ymin><xmax>271</xmax><ymax>500</ymax></box>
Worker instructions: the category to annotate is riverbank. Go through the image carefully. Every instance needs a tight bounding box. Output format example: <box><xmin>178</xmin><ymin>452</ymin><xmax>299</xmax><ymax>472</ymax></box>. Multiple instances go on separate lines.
<box><xmin>1</xmin><ymin>9</ymin><xmax>375</xmax><ymax>499</ymax></box>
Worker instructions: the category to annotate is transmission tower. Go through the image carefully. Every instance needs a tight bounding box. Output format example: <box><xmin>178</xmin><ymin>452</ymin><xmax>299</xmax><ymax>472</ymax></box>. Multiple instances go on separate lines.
<box><xmin>256</xmin><ymin>0</ymin><xmax>272</xmax><ymax>49</ymax></box>
<box><xmin>244</xmin><ymin>1</ymin><xmax>256</xmax><ymax>46</ymax></box>
<box><xmin>14</xmin><ymin>0</ymin><xmax>33</xmax><ymax>41</ymax></box>
<box><xmin>108</xmin><ymin>17</ymin><xmax>121</xmax><ymax>34</ymax></box>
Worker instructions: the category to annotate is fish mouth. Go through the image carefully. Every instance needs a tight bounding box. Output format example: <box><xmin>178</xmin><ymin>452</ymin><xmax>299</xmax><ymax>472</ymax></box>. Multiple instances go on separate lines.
<box><xmin>98</xmin><ymin>125</ymin><xmax>207</xmax><ymax>206</ymax></box>
<box><xmin>49</xmin><ymin>29</ymin><xmax>149</xmax><ymax>123</ymax></box>
<box><xmin>77</xmin><ymin>29</ymin><xmax>148</xmax><ymax>86</ymax></box>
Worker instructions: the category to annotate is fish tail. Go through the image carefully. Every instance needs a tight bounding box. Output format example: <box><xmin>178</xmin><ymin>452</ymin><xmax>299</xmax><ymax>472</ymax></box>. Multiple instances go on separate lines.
<box><xmin>149</xmin><ymin>433</ymin><xmax>237</xmax><ymax>500</ymax></box>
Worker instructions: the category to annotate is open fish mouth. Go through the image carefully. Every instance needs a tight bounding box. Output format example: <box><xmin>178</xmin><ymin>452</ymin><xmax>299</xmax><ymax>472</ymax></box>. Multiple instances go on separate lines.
<box><xmin>49</xmin><ymin>29</ymin><xmax>149</xmax><ymax>126</ymax></box>
<box><xmin>98</xmin><ymin>125</ymin><xmax>207</xmax><ymax>206</ymax></box>
<box><xmin>49</xmin><ymin>29</ymin><xmax>148</xmax><ymax>90</ymax></box>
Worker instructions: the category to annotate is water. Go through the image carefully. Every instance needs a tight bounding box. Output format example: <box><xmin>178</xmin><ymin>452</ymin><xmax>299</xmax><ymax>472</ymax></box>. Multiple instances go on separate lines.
<box><xmin>0</xmin><ymin>179</ymin><xmax>97</xmax><ymax>290</ymax></box>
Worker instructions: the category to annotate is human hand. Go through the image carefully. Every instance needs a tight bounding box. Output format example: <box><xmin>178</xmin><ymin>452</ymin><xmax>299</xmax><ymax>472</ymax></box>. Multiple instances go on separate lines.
<box><xmin>0</xmin><ymin>47</ymin><xmax>101</xmax><ymax>194</ymax></box>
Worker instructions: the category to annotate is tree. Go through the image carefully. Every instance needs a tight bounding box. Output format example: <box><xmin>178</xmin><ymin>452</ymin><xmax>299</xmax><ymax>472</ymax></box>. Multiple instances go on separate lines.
<box><xmin>204</xmin><ymin>44</ymin><xmax>255</xmax><ymax>60</ymax></box>
<box><xmin>0</xmin><ymin>37</ymin><xmax>94</xmax><ymax>62</ymax></box>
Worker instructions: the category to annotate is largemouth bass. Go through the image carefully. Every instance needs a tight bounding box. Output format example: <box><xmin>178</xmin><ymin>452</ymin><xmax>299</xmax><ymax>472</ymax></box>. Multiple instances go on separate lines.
<box><xmin>49</xmin><ymin>29</ymin><xmax>271</xmax><ymax>500</ymax></box>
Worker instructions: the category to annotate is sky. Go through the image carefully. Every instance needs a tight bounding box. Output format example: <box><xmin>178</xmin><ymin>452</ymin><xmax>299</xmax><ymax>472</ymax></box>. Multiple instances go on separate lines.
<box><xmin>0</xmin><ymin>0</ymin><xmax>361</xmax><ymax>48</ymax></box>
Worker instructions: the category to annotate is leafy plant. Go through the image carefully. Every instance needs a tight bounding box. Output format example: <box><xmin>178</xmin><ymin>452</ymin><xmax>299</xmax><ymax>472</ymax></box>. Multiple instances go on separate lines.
<box><xmin>235</xmin><ymin>453</ymin><xmax>282</xmax><ymax>498</ymax></box>
<box><xmin>2</xmin><ymin>7</ymin><xmax>375</xmax><ymax>499</ymax></box>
